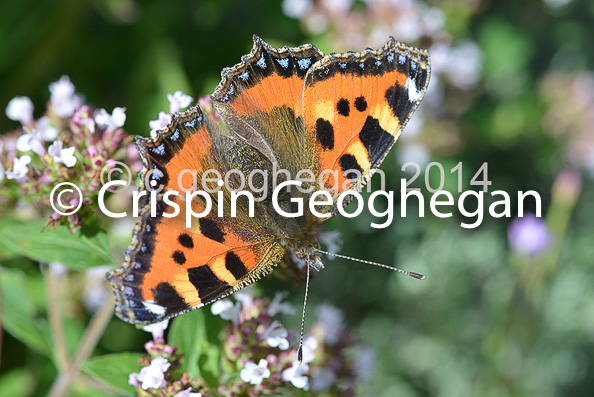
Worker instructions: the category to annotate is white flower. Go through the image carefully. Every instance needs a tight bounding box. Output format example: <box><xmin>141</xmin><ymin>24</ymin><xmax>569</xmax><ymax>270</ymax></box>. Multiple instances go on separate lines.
<box><xmin>142</xmin><ymin>320</ymin><xmax>169</xmax><ymax>340</ymax></box>
<box><xmin>95</xmin><ymin>107</ymin><xmax>126</xmax><ymax>133</ymax></box>
<box><xmin>211</xmin><ymin>299</ymin><xmax>236</xmax><ymax>320</ymax></box>
<box><xmin>282</xmin><ymin>0</ymin><xmax>313</xmax><ymax>18</ymax></box>
<box><xmin>175</xmin><ymin>387</ymin><xmax>202</xmax><ymax>397</ymax></box>
<box><xmin>5</xmin><ymin>155</ymin><xmax>32</xmax><ymax>181</ymax></box>
<box><xmin>233</xmin><ymin>287</ymin><xmax>255</xmax><ymax>309</ymax></box>
<box><xmin>240</xmin><ymin>359</ymin><xmax>270</xmax><ymax>385</ymax></box>
<box><xmin>149</xmin><ymin>112</ymin><xmax>172</xmax><ymax>138</ymax></box>
<box><xmin>317</xmin><ymin>230</ymin><xmax>343</xmax><ymax>259</ymax></box>
<box><xmin>260</xmin><ymin>321</ymin><xmax>290</xmax><ymax>350</ymax></box>
<box><xmin>311</xmin><ymin>367</ymin><xmax>336</xmax><ymax>392</ymax></box>
<box><xmin>444</xmin><ymin>41</ymin><xmax>483</xmax><ymax>90</ymax></box>
<box><xmin>168</xmin><ymin>91</ymin><xmax>193</xmax><ymax>113</ymax></box>
<box><xmin>355</xmin><ymin>347</ymin><xmax>376</xmax><ymax>382</ymax></box>
<box><xmin>6</xmin><ymin>96</ymin><xmax>34</xmax><ymax>125</ymax></box>
<box><xmin>315</xmin><ymin>304</ymin><xmax>344</xmax><ymax>345</ymax></box>
<box><xmin>16</xmin><ymin>130</ymin><xmax>45</xmax><ymax>156</ymax></box>
<box><xmin>282</xmin><ymin>361</ymin><xmax>310</xmax><ymax>389</ymax></box>
<box><xmin>267</xmin><ymin>292</ymin><xmax>295</xmax><ymax>316</ymax></box>
<box><xmin>37</xmin><ymin>117</ymin><xmax>59</xmax><ymax>141</ymax></box>
<box><xmin>48</xmin><ymin>262</ymin><xmax>68</xmax><ymax>278</ymax></box>
<box><xmin>48</xmin><ymin>141</ymin><xmax>77</xmax><ymax>167</ymax></box>
<box><xmin>128</xmin><ymin>372</ymin><xmax>140</xmax><ymax>387</ymax></box>
<box><xmin>83</xmin><ymin>265</ymin><xmax>112</xmax><ymax>312</ymax></box>
<box><xmin>301</xmin><ymin>335</ymin><xmax>318</xmax><ymax>364</ymax></box>
<box><xmin>49</xmin><ymin>75</ymin><xmax>82</xmax><ymax>118</ymax></box>
<box><xmin>320</xmin><ymin>0</ymin><xmax>352</xmax><ymax>15</ymax></box>
<box><xmin>136</xmin><ymin>356</ymin><xmax>170</xmax><ymax>390</ymax></box>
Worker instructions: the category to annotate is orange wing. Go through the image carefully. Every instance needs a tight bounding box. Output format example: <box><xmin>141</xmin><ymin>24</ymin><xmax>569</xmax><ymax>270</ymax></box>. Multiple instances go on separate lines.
<box><xmin>108</xmin><ymin>195</ymin><xmax>284</xmax><ymax>324</ymax></box>
<box><xmin>303</xmin><ymin>37</ymin><xmax>430</xmax><ymax>211</ymax></box>
<box><xmin>211</xmin><ymin>35</ymin><xmax>324</xmax><ymax>175</ymax></box>
<box><xmin>108</xmin><ymin>106</ymin><xmax>284</xmax><ymax>324</ymax></box>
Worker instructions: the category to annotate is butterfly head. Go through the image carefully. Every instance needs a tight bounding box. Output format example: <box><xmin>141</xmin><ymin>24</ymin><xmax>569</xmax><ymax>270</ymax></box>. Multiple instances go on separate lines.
<box><xmin>293</xmin><ymin>245</ymin><xmax>325</xmax><ymax>272</ymax></box>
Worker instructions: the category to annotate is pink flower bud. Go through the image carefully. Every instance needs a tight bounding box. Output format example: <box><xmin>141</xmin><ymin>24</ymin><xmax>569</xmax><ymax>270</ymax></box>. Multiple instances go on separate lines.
<box><xmin>87</xmin><ymin>145</ymin><xmax>98</xmax><ymax>158</ymax></box>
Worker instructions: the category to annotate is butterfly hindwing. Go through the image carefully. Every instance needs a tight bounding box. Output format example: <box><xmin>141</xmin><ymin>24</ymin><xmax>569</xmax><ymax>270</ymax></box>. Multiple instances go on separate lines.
<box><xmin>303</xmin><ymin>38</ymin><xmax>430</xmax><ymax>215</ymax></box>
<box><xmin>107</xmin><ymin>195</ymin><xmax>284</xmax><ymax>324</ymax></box>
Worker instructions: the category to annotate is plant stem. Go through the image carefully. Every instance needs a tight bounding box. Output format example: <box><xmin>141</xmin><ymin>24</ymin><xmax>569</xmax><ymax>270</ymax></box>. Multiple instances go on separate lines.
<box><xmin>46</xmin><ymin>266</ymin><xmax>70</xmax><ymax>372</ymax></box>
<box><xmin>47</xmin><ymin>294</ymin><xmax>115</xmax><ymax>397</ymax></box>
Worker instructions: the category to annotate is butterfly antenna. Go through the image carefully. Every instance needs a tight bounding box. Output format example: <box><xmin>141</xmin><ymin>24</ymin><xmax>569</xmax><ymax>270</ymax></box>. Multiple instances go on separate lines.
<box><xmin>297</xmin><ymin>262</ymin><xmax>311</xmax><ymax>364</ymax></box>
<box><xmin>316</xmin><ymin>249</ymin><xmax>425</xmax><ymax>280</ymax></box>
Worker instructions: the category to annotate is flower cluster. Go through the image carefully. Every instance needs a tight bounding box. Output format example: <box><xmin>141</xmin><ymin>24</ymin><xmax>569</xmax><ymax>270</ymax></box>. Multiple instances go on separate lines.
<box><xmin>212</xmin><ymin>289</ymin><xmax>372</xmax><ymax>395</ymax></box>
<box><xmin>128</xmin><ymin>289</ymin><xmax>373</xmax><ymax>396</ymax></box>
<box><xmin>149</xmin><ymin>91</ymin><xmax>194</xmax><ymax>137</ymax></box>
<box><xmin>1</xmin><ymin>75</ymin><xmax>139</xmax><ymax>231</ymax></box>
<box><xmin>129</xmin><ymin>322</ymin><xmax>203</xmax><ymax>397</ymax></box>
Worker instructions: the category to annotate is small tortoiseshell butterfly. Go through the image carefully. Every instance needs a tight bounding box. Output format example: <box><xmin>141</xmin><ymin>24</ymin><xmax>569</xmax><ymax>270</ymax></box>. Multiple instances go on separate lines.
<box><xmin>107</xmin><ymin>36</ymin><xmax>430</xmax><ymax>331</ymax></box>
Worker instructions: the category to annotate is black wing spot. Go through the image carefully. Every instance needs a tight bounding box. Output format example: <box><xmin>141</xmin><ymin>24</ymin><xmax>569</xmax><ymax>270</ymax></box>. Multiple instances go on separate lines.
<box><xmin>225</xmin><ymin>251</ymin><xmax>248</xmax><ymax>280</ymax></box>
<box><xmin>339</xmin><ymin>154</ymin><xmax>364</xmax><ymax>181</ymax></box>
<box><xmin>355</xmin><ymin>96</ymin><xmax>368</xmax><ymax>112</ymax></box>
<box><xmin>172</xmin><ymin>250</ymin><xmax>186</xmax><ymax>265</ymax></box>
<box><xmin>178</xmin><ymin>233</ymin><xmax>194</xmax><ymax>249</ymax></box>
<box><xmin>385</xmin><ymin>85</ymin><xmax>412</xmax><ymax>118</ymax></box>
<box><xmin>336</xmin><ymin>98</ymin><xmax>350</xmax><ymax>116</ymax></box>
<box><xmin>199</xmin><ymin>217</ymin><xmax>226</xmax><ymax>243</ymax></box>
<box><xmin>316</xmin><ymin>118</ymin><xmax>335</xmax><ymax>150</ymax></box>
<box><xmin>359</xmin><ymin>116</ymin><xmax>394</xmax><ymax>162</ymax></box>
<box><xmin>153</xmin><ymin>282</ymin><xmax>188</xmax><ymax>310</ymax></box>
<box><xmin>187</xmin><ymin>265</ymin><xmax>227</xmax><ymax>300</ymax></box>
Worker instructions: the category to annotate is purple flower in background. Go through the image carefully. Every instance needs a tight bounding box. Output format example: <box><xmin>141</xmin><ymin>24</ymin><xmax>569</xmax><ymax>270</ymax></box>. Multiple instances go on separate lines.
<box><xmin>508</xmin><ymin>213</ymin><xmax>553</xmax><ymax>258</ymax></box>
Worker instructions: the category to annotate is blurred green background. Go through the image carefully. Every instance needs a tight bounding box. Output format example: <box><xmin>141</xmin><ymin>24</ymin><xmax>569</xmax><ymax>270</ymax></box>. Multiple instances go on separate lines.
<box><xmin>1</xmin><ymin>0</ymin><xmax>593</xmax><ymax>396</ymax></box>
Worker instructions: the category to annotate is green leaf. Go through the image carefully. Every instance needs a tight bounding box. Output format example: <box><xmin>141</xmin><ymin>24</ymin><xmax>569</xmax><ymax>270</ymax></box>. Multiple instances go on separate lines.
<box><xmin>0</xmin><ymin>369</ymin><xmax>35</xmax><ymax>397</ymax></box>
<box><xmin>0</xmin><ymin>267</ymin><xmax>52</xmax><ymax>355</ymax></box>
<box><xmin>168</xmin><ymin>309</ymin><xmax>206</xmax><ymax>378</ymax></box>
<box><xmin>82</xmin><ymin>353</ymin><xmax>144</xmax><ymax>394</ymax></box>
<box><xmin>168</xmin><ymin>309</ymin><xmax>222</xmax><ymax>386</ymax></box>
<box><xmin>0</xmin><ymin>218</ymin><xmax>113</xmax><ymax>268</ymax></box>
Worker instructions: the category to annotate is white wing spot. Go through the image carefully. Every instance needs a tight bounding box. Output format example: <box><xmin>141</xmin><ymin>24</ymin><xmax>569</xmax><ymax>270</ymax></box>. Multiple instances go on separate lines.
<box><xmin>297</xmin><ymin>58</ymin><xmax>311</xmax><ymax>70</ymax></box>
<box><xmin>151</xmin><ymin>144</ymin><xmax>165</xmax><ymax>156</ymax></box>
<box><xmin>124</xmin><ymin>274</ymin><xmax>134</xmax><ymax>282</ymax></box>
<box><xmin>171</xmin><ymin>129</ymin><xmax>180</xmax><ymax>141</ymax></box>
<box><xmin>124</xmin><ymin>286</ymin><xmax>134</xmax><ymax>296</ymax></box>
<box><xmin>359</xmin><ymin>62</ymin><xmax>365</xmax><ymax>68</ymax></box>
<box><xmin>411</xmin><ymin>61</ymin><xmax>418</xmax><ymax>71</ymax></box>
<box><xmin>387</xmin><ymin>53</ymin><xmax>395</xmax><ymax>62</ymax></box>
<box><xmin>239</xmin><ymin>71</ymin><xmax>249</xmax><ymax>81</ymax></box>
<box><xmin>256</xmin><ymin>55</ymin><xmax>266</xmax><ymax>69</ymax></box>
<box><xmin>185</xmin><ymin>119</ymin><xmax>196</xmax><ymax>128</ymax></box>
<box><xmin>339</xmin><ymin>62</ymin><xmax>347</xmax><ymax>69</ymax></box>
<box><xmin>144</xmin><ymin>302</ymin><xmax>166</xmax><ymax>316</ymax></box>
<box><xmin>277</xmin><ymin>58</ymin><xmax>289</xmax><ymax>68</ymax></box>
<box><xmin>398</xmin><ymin>55</ymin><xmax>407</xmax><ymax>64</ymax></box>
<box><xmin>406</xmin><ymin>77</ymin><xmax>421</xmax><ymax>102</ymax></box>
<box><xmin>375</xmin><ymin>60</ymin><xmax>382</xmax><ymax>66</ymax></box>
